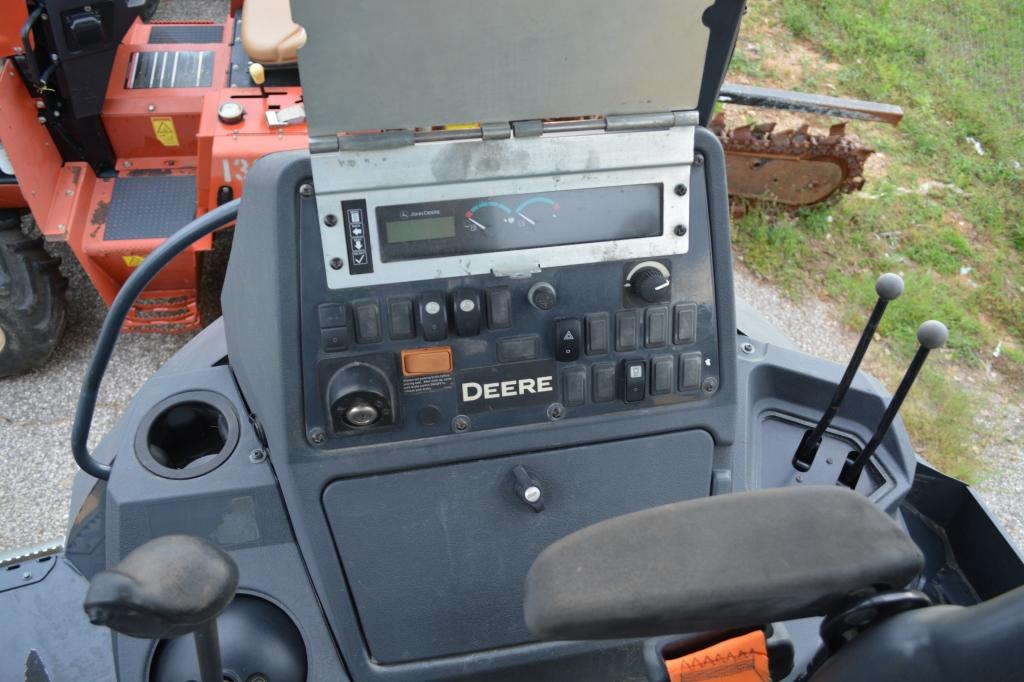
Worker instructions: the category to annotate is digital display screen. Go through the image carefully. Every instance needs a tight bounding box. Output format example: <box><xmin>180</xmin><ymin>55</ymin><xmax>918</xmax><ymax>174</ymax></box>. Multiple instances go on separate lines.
<box><xmin>385</xmin><ymin>216</ymin><xmax>457</xmax><ymax>243</ymax></box>
<box><xmin>376</xmin><ymin>184</ymin><xmax>662</xmax><ymax>262</ymax></box>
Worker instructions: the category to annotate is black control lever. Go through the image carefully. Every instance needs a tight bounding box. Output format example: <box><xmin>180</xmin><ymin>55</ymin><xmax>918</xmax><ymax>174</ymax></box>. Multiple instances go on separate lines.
<box><xmin>838</xmin><ymin>320</ymin><xmax>948</xmax><ymax>488</ymax></box>
<box><xmin>792</xmin><ymin>273</ymin><xmax>904</xmax><ymax>471</ymax></box>
<box><xmin>84</xmin><ymin>535</ymin><xmax>239</xmax><ymax>682</ymax></box>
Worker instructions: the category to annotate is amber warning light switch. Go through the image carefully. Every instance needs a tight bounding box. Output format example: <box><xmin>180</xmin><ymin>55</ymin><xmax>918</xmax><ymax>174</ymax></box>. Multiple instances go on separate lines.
<box><xmin>402</xmin><ymin>347</ymin><xmax>454</xmax><ymax>376</ymax></box>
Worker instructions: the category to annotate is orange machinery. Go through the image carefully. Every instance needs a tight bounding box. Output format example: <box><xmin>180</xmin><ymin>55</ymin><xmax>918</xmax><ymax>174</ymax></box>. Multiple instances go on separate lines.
<box><xmin>0</xmin><ymin>1</ymin><xmax>307</xmax><ymax>332</ymax></box>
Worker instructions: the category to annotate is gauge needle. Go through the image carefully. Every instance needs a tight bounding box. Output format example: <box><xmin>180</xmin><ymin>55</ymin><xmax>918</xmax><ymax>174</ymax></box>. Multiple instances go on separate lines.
<box><xmin>468</xmin><ymin>217</ymin><xmax>487</xmax><ymax>231</ymax></box>
<box><xmin>517</xmin><ymin>212</ymin><xmax>536</xmax><ymax>225</ymax></box>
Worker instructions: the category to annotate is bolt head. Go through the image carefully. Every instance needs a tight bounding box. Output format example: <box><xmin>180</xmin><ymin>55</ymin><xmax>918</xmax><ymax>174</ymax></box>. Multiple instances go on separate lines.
<box><xmin>546</xmin><ymin>403</ymin><xmax>565</xmax><ymax>421</ymax></box>
<box><xmin>37</xmin><ymin>116</ymin><xmax>46</xmax><ymax>124</ymax></box>
<box><xmin>309</xmin><ymin>428</ymin><xmax>326</xmax><ymax>444</ymax></box>
<box><xmin>452</xmin><ymin>415</ymin><xmax>471</xmax><ymax>432</ymax></box>
<box><xmin>324</xmin><ymin>213</ymin><xmax>338</xmax><ymax>226</ymax></box>
<box><xmin>299</xmin><ymin>183</ymin><xmax>314</xmax><ymax>197</ymax></box>
<box><xmin>674</xmin><ymin>224</ymin><xmax>687</xmax><ymax>236</ymax></box>
<box><xmin>147</xmin><ymin>103</ymin><xmax>156</xmax><ymax>112</ymax></box>
<box><xmin>22</xmin><ymin>571</ymin><xmax>32</xmax><ymax>580</ymax></box>
<box><xmin>741</xmin><ymin>341</ymin><xmax>754</xmax><ymax>354</ymax></box>
<box><xmin>249</xmin><ymin>449</ymin><xmax>266</xmax><ymax>463</ymax></box>
<box><xmin>329</xmin><ymin>257</ymin><xmax>344</xmax><ymax>270</ymax></box>
<box><xmin>702</xmin><ymin>377</ymin><xmax>718</xmax><ymax>394</ymax></box>
<box><xmin>674</xmin><ymin>184</ymin><xmax>688</xmax><ymax>196</ymax></box>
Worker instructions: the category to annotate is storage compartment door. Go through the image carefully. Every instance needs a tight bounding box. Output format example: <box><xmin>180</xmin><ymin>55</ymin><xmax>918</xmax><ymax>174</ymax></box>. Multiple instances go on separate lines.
<box><xmin>323</xmin><ymin>430</ymin><xmax>714</xmax><ymax>663</ymax></box>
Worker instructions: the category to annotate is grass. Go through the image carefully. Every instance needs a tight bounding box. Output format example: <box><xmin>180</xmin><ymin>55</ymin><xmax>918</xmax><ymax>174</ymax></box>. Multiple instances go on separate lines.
<box><xmin>728</xmin><ymin>0</ymin><xmax>1024</xmax><ymax>480</ymax></box>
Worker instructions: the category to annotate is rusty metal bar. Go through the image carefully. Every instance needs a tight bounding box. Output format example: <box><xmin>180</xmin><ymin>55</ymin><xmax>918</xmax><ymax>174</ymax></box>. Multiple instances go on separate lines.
<box><xmin>718</xmin><ymin>83</ymin><xmax>904</xmax><ymax>125</ymax></box>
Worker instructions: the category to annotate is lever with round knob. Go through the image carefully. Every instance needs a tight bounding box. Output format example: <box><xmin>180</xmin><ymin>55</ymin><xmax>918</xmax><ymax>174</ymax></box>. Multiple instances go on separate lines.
<box><xmin>629</xmin><ymin>266</ymin><xmax>672</xmax><ymax>304</ymax></box>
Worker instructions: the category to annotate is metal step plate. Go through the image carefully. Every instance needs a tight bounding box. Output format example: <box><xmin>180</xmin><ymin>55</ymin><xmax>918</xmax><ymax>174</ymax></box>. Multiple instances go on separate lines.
<box><xmin>103</xmin><ymin>174</ymin><xmax>196</xmax><ymax>241</ymax></box>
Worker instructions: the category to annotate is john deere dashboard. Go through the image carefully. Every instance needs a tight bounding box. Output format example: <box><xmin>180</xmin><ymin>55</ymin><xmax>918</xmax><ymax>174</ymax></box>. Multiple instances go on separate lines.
<box><xmin>295</xmin><ymin>125</ymin><xmax>727</xmax><ymax>450</ymax></box>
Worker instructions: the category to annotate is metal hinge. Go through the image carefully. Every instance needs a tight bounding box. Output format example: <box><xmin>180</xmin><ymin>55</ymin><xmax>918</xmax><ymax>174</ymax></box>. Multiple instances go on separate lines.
<box><xmin>309</xmin><ymin>110</ymin><xmax>699</xmax><ymax>153</ymax></box>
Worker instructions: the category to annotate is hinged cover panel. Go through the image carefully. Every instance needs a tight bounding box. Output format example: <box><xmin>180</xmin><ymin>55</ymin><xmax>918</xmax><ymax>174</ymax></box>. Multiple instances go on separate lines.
<box><xmin>293</xmin><ymin>0</ymin><xmax>715</xmax><ymax>137</ymax></box>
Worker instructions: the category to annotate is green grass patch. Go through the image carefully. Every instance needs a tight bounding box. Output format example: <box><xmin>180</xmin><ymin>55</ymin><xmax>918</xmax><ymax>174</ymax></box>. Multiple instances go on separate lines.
<box><xmin>731</xmin><ymin>0</ymin><xmax>1024</xmax><ymax>479</ymax></box>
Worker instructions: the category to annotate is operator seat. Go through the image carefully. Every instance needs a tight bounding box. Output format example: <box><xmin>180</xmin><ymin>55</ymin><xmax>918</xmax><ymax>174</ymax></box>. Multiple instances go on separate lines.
<box><xmin>241</xmin><ymin>0</ymin><xmax>307</xmax><ymax>66</ymax></box>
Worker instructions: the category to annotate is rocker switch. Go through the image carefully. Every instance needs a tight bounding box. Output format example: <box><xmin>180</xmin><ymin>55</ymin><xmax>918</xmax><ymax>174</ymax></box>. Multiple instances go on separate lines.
<box><xmin>623</xmin><ymin>360</ymin><xmax>647</xmax><ymax>403</ymax></box>
<box><xmin>451</xmin><ymin>288</ymin><xmax>482</xmax><ymax>336</ymax></box>
<box><xmin>419</xmin><ymin>291</ymin><xmax>448</xmax><ymax>341</ymax></box>
<box><xmin>555</xmin><ymin>318</ymin><xmax>582</xmax><ymax>362</ymax></box>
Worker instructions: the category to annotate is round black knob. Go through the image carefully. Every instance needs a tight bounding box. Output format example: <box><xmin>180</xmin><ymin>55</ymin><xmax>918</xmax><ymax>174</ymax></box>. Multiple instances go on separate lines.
<box><xmin>630</xmin><ymin>267</ymin><xmax>671</xmax><ymax>303</ymax></box>
<box><xmin>528</xmin><ymin>282</ymin><xmax>557</xmax><ymax>311</ymax></box>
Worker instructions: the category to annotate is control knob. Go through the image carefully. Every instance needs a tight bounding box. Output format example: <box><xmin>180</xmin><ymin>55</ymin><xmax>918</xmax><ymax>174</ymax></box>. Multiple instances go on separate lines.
<box><xmin>528</xmin><ymin>282</ymin><xmax>557</xmax><ymax>311</ymax></box>
<box><xmin>629</xmin><ymin>266</ymin><xmax>671</xmax><ymax>304</ymax></box>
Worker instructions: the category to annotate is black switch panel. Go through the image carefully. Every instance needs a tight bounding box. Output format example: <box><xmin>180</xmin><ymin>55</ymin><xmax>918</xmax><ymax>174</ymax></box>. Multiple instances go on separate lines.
<box><xmin>387</xmin><ymin>298</ymin><xmax>415</xmax><ymax>340</ymax></box>
<box><xmin>615</xmin><ymin>310</ymin><xmax>638</xmax><ymax>351</ymax></box>
<box><xmin>342</xmin><ymin>199</ymin><xmax>374</xmax><ymax>274</ymax></box>
<box><xmin>419</xmin><ymin>291</ymin><xmax>449</xmax><ymax>341</ymax></box>
<box><xmin>319</xmin><ymin>302</ymin><xmax>348</xmax><ymax>329</ymax></box>
<box><xmin>562</xmin><ymin>367</ymin><xmax>587</xmax><ymax>407</ymax></box>
<box><xmin>651</xmin><ymin>355</ymin><xmax>674</xmax><ymax>395</ymax></box>
<box><xmin>674</xmin><ymin>303</ymin><xmax>697</xmax><ymax>345</ymax></box>
<box><xmin>486</xmin><ymin>287</ymin><xmax>512</xmax><ymax>329</ymax></box>
<box><xmin>555</xmin><ymin>318</ymin><xmax>582</xmax><ymax>362</ymax></box>
<box><xmin>321</xmin><ymin>327</ymin><xmax>348</xmax><ymax>353</ymax></box>
<box><xmin>585</xmin><ymin>313</ymin><xmax>609</xmax><ymax>355</ymax></box>
<box><xmin>645</xmin><ymin>306</ymin><xmax>669</xmax><ymax>348</ymax></box>
<box><xmin>353</xmin><ymin>300</ymin><xmax>382</xmax><ymax>343</ymax></box>
<box><xmin>592</xmin><ymin>362</ymin><xmax>616</xmax><ymax>403</ymax></box>
<box><xmin>623</xmin><ymin>359</ymin><xmax>647</xmax><ymax>402</ymax></box>
<box><xmin>681</xmin><ymin>352</ymin><xmax>702</xmax><ymax>390</ymax></box>
<box><xmin>452</xmin><ymin>288</ymin><xmax>482</xmax><ymax>336</ymax></box>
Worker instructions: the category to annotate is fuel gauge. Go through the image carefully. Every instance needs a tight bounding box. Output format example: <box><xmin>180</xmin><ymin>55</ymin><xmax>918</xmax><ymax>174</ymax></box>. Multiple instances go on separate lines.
<box><xmin>464</xmin><ymin>201</ymin><xmax>515</xmax><ymax>233</ymax></box>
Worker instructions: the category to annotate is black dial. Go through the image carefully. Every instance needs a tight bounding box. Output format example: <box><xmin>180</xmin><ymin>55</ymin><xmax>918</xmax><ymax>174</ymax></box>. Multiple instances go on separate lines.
<box><xmin>630</xmin><ymin>267</ymin><xmax>671</xmax><ymax>303</ymax></box>
<box><xmin>528</xmin><ymin>282</ymin><xmax>557</xmax><ymax>311</ymax></box>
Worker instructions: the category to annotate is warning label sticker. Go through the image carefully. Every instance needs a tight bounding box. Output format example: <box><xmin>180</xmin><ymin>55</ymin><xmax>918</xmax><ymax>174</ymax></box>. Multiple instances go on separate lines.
<box><xmin>402</xmin><ymin>372</ymin><xmax>453</xmax><ymax>395</ymax></box>
<box><xmin>122</xmin><ymin>255</ymin><xmax>146</xmax><ymax>267</ymax></box>
<box><xmin>150</xmin><ymin>117</ymin><xmax>179</xmax><ymax>147</ymax></box>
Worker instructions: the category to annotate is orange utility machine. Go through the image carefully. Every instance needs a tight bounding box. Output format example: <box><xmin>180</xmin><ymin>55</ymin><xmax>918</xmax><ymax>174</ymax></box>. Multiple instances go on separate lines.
<box><xmin>0</xmin><ymin>0</ymin><xmax>307</xmax><ymax>375</ymax></box>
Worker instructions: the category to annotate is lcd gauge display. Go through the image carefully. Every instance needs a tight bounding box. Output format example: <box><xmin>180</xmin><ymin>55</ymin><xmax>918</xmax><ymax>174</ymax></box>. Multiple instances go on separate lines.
<box><xmin>377</xmin><ymin>183</ymin><xmax>662</xmax><ymax>262</ymax></box>
<box><xmin>385</xmin><ymin>216</ymin><xmax>456</xmax><ymax>244</ymax></box>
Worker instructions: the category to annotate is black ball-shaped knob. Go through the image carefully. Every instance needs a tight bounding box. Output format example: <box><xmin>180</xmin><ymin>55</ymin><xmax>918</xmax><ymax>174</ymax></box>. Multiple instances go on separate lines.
<box><xmin>528</xmin><ymin>282</ymin><xmax>557</xmax><ymax>311</ymax></box>
<box><xmin>631</xmin><ymin>267</ymin><xmax>671</xmax><ymax>303</ymax></box>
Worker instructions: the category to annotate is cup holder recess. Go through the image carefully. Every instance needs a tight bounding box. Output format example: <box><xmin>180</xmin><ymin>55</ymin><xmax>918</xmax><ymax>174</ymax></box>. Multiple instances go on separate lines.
<box><xmin>134</xmin><ymin>391</ymin><xmax>240</xmax><ymax>479</ymax></box>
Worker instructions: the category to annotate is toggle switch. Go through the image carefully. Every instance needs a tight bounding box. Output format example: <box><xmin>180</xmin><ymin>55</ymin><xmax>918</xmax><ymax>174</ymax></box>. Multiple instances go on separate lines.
<box><xmin>623</xmin><ymin>359</ymin><xmax>647</xmax><ymax>402</ymax></box>
<box><xmin>419</xmin><ymin>291</ymin><xmax>448</xmax><ymax>341</ymax></box>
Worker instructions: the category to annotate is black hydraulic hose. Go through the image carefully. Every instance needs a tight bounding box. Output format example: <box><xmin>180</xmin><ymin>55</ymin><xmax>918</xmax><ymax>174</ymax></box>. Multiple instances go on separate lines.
<box><xmin>20</xmin><ymin>5</ymin><xmax>45</xmax><ymax>83</ymax></box>
<box><xmin>71</xmin><ymin>199</ymin><xmax>241</xmax><ymax>480</ymax></box>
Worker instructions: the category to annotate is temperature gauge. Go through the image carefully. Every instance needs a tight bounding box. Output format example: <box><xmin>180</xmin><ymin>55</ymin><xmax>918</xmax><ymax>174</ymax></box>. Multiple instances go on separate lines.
<box><xmin>514</xmin><ymin>197</ymin><xmax>560</xmax><ymax>227</ymax></box>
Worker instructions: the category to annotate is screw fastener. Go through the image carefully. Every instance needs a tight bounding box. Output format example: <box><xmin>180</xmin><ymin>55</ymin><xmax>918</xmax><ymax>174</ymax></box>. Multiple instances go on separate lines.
<box><xmin>329</xmin><ymin>257</ymin><xmax>344</xmax><ymax>270</ymax></box>
<box><xmin>324</xmin><ymin>213</ymin><xmax>338</xmax><ymax>226</ymax></box>
<box><xmin>674</xmin><ymin>224</ymin><xmax>687</xmax><ymax>236</ymax></box>
<box><xmin>702</xmin><ymin>377</ymin><xmax>719</xmax><ymax>394</ymax></box>
<box><xmin>308</xmin><ymin>428</ymin><xmax>326</xmax><ymax>444</ymax></box>
<box><xmin>452</xmin><ymin>415</ymin><xmax>471</xmax><ymax>432</ymax></box>
<box><xmin>741</xmin><ymin>342</ymin><xmax>755</xmax><ymax>354</ymax></box>
<box><xmin>249</xmin><ymin>449</ymin><xmax>267</xmax><ymax>463</ymax></box>
<box><xmin>674</xmin><ymin>184</ymin><xmax>688</xmax><ymax>196</ymax></box>
<box><xmin>546</xmin><ymin>403</ymin><xmax>565</xmax><ymax>421</ymax></box>
<box><xmin>299</xmin><ymin>183</ymin><xmax>314</xmax><ymax>197</ymax></box>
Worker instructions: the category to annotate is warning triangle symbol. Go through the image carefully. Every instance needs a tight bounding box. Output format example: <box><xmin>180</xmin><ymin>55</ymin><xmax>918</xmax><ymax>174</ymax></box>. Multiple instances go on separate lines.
<box><xmin>563</xmin><ymin>330</ymin><xmax>575</xmax><ymax>340</ymax></box>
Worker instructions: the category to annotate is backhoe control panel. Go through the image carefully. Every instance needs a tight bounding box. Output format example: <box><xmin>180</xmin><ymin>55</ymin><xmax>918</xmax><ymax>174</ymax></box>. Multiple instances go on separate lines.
<box><xmin>299</xmin><ymin>179</ymin><xmax>722</xmax><ymax>449</ymax></box>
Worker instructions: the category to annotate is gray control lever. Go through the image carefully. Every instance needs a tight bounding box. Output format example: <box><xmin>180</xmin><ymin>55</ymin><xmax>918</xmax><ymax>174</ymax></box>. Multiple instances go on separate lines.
<box><xmin>793</xmin><ymin>273</ymin><xmax>904</xmax><ymax>471</ymax></box>
<box><xmin>838</xmin><ymin>320</ymin><xmax>948</xmax><ymax>488</ymax></box>
<box><xmin>84</xmin><ymin>535</ymin><xmax>239</xmax><ymax>682</ymax></box>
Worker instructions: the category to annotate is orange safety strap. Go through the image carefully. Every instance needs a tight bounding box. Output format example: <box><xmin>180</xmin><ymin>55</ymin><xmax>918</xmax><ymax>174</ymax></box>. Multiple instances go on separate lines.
<box><xmin>664</xmin><ymin>630</ymin><xmax>770</xmax><ymax>682</ymax></box>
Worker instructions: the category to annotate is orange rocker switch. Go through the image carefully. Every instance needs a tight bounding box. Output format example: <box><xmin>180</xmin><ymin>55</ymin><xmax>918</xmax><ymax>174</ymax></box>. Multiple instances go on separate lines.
<box><xmin>402</xmin><ymin>347</ymin><xmax>454</xmax><ymax>376</ymax></box>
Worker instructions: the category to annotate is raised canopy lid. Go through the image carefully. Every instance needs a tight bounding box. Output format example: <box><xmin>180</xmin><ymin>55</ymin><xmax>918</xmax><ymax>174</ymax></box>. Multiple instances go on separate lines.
<box><xmin>292</xmin><ymin>0</ymin><xmax>737</xmax><ymax>139</ymax></box>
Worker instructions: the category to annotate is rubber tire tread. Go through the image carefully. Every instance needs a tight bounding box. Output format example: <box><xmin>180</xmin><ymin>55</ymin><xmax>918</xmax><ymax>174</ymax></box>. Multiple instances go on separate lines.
<box><xmin>0</xmin><ymin>212</ymin><xmax>69</xmax><ymax>377</ymax></box>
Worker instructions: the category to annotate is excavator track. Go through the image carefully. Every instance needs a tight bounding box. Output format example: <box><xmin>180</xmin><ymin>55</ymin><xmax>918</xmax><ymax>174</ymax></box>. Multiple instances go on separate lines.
<box><xmin>712</xmin><ymin>113</ymin><xmax>874</xmax><ymax>209</ymax></box>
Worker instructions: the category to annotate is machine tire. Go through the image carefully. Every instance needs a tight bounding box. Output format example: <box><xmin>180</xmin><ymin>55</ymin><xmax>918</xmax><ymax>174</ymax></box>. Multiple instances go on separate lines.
<box><xmin>0</xmin><ymin>212</ymin><xmax>68</xmax><ymax>378</ymax></box>
<box><xmin>140</xmin><ymin>0</ymin><xmax>161</xmax><ymax>22</ymax></box>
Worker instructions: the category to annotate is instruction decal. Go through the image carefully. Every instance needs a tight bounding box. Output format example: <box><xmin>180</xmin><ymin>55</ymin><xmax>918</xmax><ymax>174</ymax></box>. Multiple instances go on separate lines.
<box><xmin>150</xmin><ymin>117</ymin><xmax>180</xmax><ymax>147</ymax></box>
